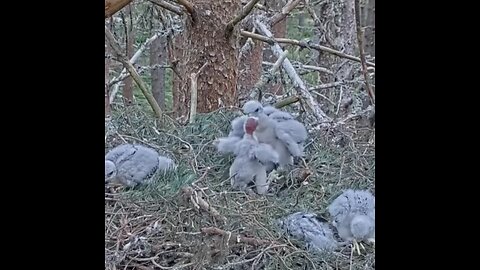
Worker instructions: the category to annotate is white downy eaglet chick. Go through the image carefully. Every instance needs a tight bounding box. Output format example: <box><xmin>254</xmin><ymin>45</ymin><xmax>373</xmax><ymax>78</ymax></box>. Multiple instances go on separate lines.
<box><xmin>242</xmin><ymin>100</ymin><xmax>307</xmax><ymax>171</ymax></box>
<box><xmin>268</xmin><ymin>110</ymin><xmax>308</xmax><ymax>156</ymax></box>
<box><xmin>214</xmin><ymin>115</ymin><xmax>248</xmax><ymax>154</ymax></box>
<box><xmin>105</xmin><ymin>144</ymin><xmax>175</xmax><ymax>188</ymax></box>
<box><xmin>229</xmin><ymin>117</ymin><xmax>279</xmax><ymax>194</ymax></box>
<box><xmin>278</xmin><ymin>212</ymin><xmax>338</xmax><ymax>254</ymax></box>
<box><xmin>327</xmin><ymin>189</ymin><xmax>375</xmax><ymax>253</ymax></box>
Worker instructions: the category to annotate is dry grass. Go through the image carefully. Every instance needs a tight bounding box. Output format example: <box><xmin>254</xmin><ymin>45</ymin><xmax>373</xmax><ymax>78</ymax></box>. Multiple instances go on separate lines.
<box><xmin>105</xmin><ymin>102</ymin><xmax>375</xmax><ymax>270</ymax></box>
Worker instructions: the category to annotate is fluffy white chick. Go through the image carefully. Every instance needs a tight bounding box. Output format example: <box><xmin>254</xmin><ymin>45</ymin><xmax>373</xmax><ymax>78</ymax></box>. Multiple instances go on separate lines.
<box><xmin>214</xmin><ymin>115</ymin><xmax>247</xmax><ymax>154</ymax></box>
<box><xmin>105</xmin><ymin>144</ymin><xmax>175</xmax><ymax>188</ymax></box>
<box><xmin>327</xmin><ymin>189</ymin><xmax>375</xmax><ymax>253</ymax></box>
<box><xmin>229</xmin><ymin>117</ymin><xmax>279</xmax><ymax>194</ymax></box>
<box><xmin>269</xmin><ymin>110</ymin><xmax>308</xmax><ymax>157</ymax></box>
<box><xmin>278</xmin><ymin>212</ymin><xmax>338</xmax><ymax>254</ymax></box>
<box><xmin>242</xmin><ymin>100</ymin><xmax>293</xmax><ymax>170</ymax></box>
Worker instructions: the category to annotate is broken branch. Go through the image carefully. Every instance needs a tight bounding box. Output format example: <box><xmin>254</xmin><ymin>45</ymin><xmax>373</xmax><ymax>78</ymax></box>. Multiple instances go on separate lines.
<box><xmin>148</xmin><ymin>0</ymin><xmax>183</xmax><ymax>15</ymax></box>
<box><xmin>240</xmin><ymin>30</ymin><xmax>375</xmax><ymax>67</ymax></box>
<box><xmin>105</xmin><ymin>0</ymin><xmax>133</xmax><ymax>18</ymax></box>
<box><xmin>225</xmin><ymin>0</ymin><xmax>261</xmax><ymax>37</ymax></box>
<box><xmin>175</xmin><ymin>0</ymin><xmax>196</xmax><ymax>22</ymax></box>
<box><xmin>254</xmin><ymin>20</ymin><xmax>332</xmax><ymax>125</ymax></box>
<box><xmin>189</xmin><ymin>62</ymin><xmax>209</xmax><ymax>124</ymax></box>
<box><xmin>182</xmin><ymin>186</ymin><xmax>226</xmax><ymax>223</ymax></box>
<box><xmin>274</xmin><ymin>96</ymin><xmax>300</xmax><ymax>109</ymax></box>
<box><xmin>250</xmin><ymin>50</ymin><xmax>289</xmax><ymax>100</ymax></box>
<box><xmin>201</xmin><ymin>227</ymin><xmax>276</xmax><ymax>246</ymax></box>
<box><xmin>354</xmin><ymin>0</ymin><xmax>375</xmax><ymax>104</ymax></box>
<box><xmin>105</xmin><ymin>26</ymin><xmax>163</xmax><ymax>119</ymax></box>
<box><xmin>269</xmin><ymin>0</ymin><xmax>302</xmax><ymax>26</ymax></box>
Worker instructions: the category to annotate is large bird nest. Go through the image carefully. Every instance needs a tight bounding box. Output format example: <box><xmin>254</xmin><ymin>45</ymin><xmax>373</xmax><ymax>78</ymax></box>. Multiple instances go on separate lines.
<box><xmin>105</xmin><ymin>102</ymin><xmax>375</xmax><ymax>270</ymax></box>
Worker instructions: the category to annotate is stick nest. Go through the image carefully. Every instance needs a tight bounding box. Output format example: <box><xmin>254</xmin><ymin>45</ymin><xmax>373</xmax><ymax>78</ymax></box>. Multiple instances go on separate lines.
<box><xmin>105</xmin><ymin>103</ymin><xmax>375</xmax><ymax>270</ymax></box>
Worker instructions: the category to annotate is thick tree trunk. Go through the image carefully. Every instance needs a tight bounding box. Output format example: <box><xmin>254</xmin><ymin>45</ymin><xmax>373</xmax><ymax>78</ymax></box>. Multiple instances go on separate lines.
<box><xmin>170</xmin><ymin>0</ymin><xmax>241</xmax><ymax>119</ymax></box>
<box><xmin>123</xmin><ymin>4</ymin><xmax>135</xmax><ymax>106</ymax></box>
<box><xmin>150</xmin><ymin>35</ymin><xmax>167</xmax><ymax>110</ymax></box>
<box><xmin>105</xmin><ymin>0</ymin><xmax>133</xmax><ymax>18</ymax></box>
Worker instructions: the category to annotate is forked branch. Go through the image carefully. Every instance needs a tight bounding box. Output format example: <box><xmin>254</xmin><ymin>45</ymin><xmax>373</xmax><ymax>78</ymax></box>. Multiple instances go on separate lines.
<box><xmin>240</xmin><ymin>30</ymin><xmax>375</xmax><ymax>67</ymax></box>
<box><xmin>105</xmin><ymin>26</ymin><xmax>163</xmax><ymax>119</ymax></box>
<box><xmin>148</xmin><ymin>0</ymin><xmax>183</xmax><ymax>15</ymax></box>
<box><xmin>175</xmin><ymin>0</ymin><xmax>197</xmax><ymax>22</ymax></box>
<box><xmin>269</xmin><ymin>0</ymin><xmax>302</xmax><ymax>26</ymax></box>
<box><xmin>225</xmin><ymin>0</ymin><xmax>261</xmax><ymax>37</ymax></box>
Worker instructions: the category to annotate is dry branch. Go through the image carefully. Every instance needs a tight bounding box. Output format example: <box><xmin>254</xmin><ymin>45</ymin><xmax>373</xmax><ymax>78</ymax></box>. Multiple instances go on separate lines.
<box><xmin>189</xmin><ymin>62</ymin><xmax>209</xmax><ymax>124</ymax></box>
<box><xmin>274</xmin><ymin>96</ymin><xmax>300</xmax><ymax>108</ymax></box>
<box><xmin>109</xmin><ymin>33</ymin><xmax>160</xmax><ymax>103</ymax></box>
<box><xmin>181</xmin><ymin>186</ymin><xmax>226</xmax><ymax>223</ymax></box>
<box><xmin>105</xmin><ymin>0</ymin><xmax>133</xmax><ymax>18</ymax></box>
<box><xmin>269</xmin><ymin>0</ymin><xmax>302</xmax><ymax>26</ymax></box>
<box><xmin>175</xmin><ymin>0</ymin><xmax>196</xmax><ymax>22</ymax></box>
<box><xmin>201</xmin><ymin>227</ymin><xmax>276</xmax><ymax>247</ymax></box>
<box><xmin>105</xmin><ymin>26</ymin><xmax>163</xmax><ymax>119</ymax></box>
<box><xmin>226</xmin><ymin>0</ymin><xmax>261</xmax><ymax>37</ymax></box>
<box><xmin>240</xmin><ymin>30</ymin><xmax>375</xmax><ymax>67</ymax></box>
<box><xmin>254</xmin><ymin>20</ymin><xmax>332</xmax><ymax>125</ymax></box>
<box><xmin>354</xmin><ymin>0</ymin><xmax>375</xmax><ymax>104</ymax></box>
<box><xmin>148</xmin><ymin>0</ymin><xmax>183</xmax><ymax>15</ymax></box>
<box><xmin>250</xmin><ymin>50</ymin><xmax>289</xmax><ymax>100</ymax></box>
<box><xmin>263</xmin><ymin>61</ymin><xmax>333</xmax><ymax>74</ymax></box>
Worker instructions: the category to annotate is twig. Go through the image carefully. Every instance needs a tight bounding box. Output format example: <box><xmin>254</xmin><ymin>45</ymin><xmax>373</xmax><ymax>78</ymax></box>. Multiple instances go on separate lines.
<box><xmin>308</xmin><ymin>80</ymin><xmax>359</xmax><ymax>91</ymax></box>
<box><xmin>250</xmin><ymin>50</ymin><xmax>289</xmax><ymax>100</ymax></box>
<box><xmin>273</xmin><ymin>96</ymin><xmax>300</xmax><ymax>108</ymax></box>
<box><xmin>254</xmin><ymin>19</ymin><xmax>331</xmax><ymax>125</ymax></box>
<box><xmin>201</xmin><ymin>227</ymin><xmax>277</xmax><ymax>246</ymax></box>
<box><xmin>354</xmin><ymin>0</ymin><xmax>375</xmax><ymax>104</ymax></box>
<box><xmin>105</xmin><ymin>26</ymin><xmax>163</xmax><ymax>119</ymax></box>
<box><xmin>262</xmin><ymin>61</ymin><xmax>333</xmax><ymax>74</ymax></box>
<box><xmin>225</xmin><ymin>0</ymin><xmax>261</xmax><ymax>37</ymax></box>
<box><xmin>182</xmin><ymin>186</ymin><xmax>226</xmax><ymax>222</ymax></box>
<box><xmin>189</xmin><ymin>62</ymin><xmax>209</xmax><ymax>123</ymax></box>
<box><xmin>175</xmin><ymin>0</ymin><xmax>196</xmax><ymax>22</ymax></box>
<box><xmin>240</xmin><ymin>30</ymin><xmax>375</xmax><ymax>67</ymax></box>
<box><xmin>148</xmin><ymin>0</ymin><xmax>183</xmax><ymax>15</ymax></box>
<box><xmin>269</xmin><ymin>0</ymin><xmax>302</xmax><ymax>26</ymax></box>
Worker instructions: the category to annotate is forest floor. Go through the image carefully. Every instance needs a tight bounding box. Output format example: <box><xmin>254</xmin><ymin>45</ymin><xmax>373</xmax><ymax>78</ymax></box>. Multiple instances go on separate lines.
<box><xmin>105</xmin><ymin>104</ymin><xmax>375</xmax><ymax>270</ymax></box>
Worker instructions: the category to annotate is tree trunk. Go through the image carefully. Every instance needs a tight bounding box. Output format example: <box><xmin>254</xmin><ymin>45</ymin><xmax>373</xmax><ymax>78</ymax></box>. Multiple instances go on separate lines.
<box><xmin>105</xmin><ymin>41</ymin><xmax>112</xmax><ymax>118</ymax></box>
<box><xmin>170</xmin><ymin>0</ymin><xmax>241</xmax><ymax>120</ymax></box>
<box><xmin>364</xmin><ymin>0</ymin><xmax>375</xmax><ymax>58</ymax></box>
<box><xmin>237</xmin><ymin>15</ymin><xmax>263</xmax><ymax>104</ymax></box>
<box><xmin>263</xmin><ymin>0</ymin><xmax>287</xmax><ymax>96</ymax></box>
<box><xmin>316</xmin><ymin>0</ymin><xmax>359</xmax><ymax>115</ymax></box>
<box><xmin>150</xmin><ymin>35</ymin><xmax>167</xmax><ymax>110</ymax></box>
<box><xmin>122</xmin><ymin>4</ymin><xmax>135</xmax><ymax>106</ymax></box>
<box><xmin>105</xmin><ymin>0</ymin><xmax>133</xmax><ymax>18</ymax></box>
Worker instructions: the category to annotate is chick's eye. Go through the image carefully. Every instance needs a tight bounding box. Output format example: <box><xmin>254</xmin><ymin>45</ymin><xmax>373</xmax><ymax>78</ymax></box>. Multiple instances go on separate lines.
<box><xmin>255</xmin><ymin>108</ymin><xmax>259</xmax><ymax>112</ymax></box>
<box><xmin>107</xmin><ymin>171</ymin><xmax>114</xmax><ymax>177</ymax></box>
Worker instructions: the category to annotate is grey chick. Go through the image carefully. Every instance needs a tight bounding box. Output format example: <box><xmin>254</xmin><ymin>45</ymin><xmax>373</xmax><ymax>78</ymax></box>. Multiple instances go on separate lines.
<box><xmin>269</xmin><ymin>110</ymin><xmax>308</xmax><ymax>157</ymax></box>
<box><xmin>105</xmin><ymin>144</ymin><xmax>175</xmax><ymax>188</ymax></box>
<box><xmin>229</xmin><ymin>117</ymin><xmax>279</xmax><ymax>194</ymax></box>
<box><xmin>243</xmin><ymin>100</ymin><xmax>307</xmax><ymax>170</ymax></box>
<box><xmin>214</xmin><ymin>115</ymin><xmax>247</xmax><ymax>154</ymax></box>
<box><xmin>278</xmin><ymin>212</ymin><xmax>338</xmax><ymax>254</ymax></box>
<box><xmin>327</xmin><ymin>189</ymin><xmax>375</xmax><ymax>251</ymax></box>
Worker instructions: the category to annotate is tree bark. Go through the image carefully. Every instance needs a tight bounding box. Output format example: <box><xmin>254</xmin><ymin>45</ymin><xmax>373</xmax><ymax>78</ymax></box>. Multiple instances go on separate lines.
<box><xmin>364</xmin><ymin>0</ymin><xmax>375</xmax><ymax>57</ymax></box>
<box><xmin>105</xmin><ymin>0</ymin><xmax>133</xmax><ymax>18</ymax></box>
<box><xmin>150</xmin><ymin>35</ymin><xmax>167</xmax><ymax>110</ymax></box>
<box><xmin>170</xmin><ymin>0</ymin><xmax>242</xmax><ymax>120</ymax></box>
